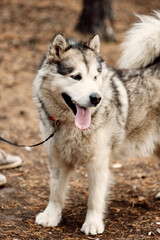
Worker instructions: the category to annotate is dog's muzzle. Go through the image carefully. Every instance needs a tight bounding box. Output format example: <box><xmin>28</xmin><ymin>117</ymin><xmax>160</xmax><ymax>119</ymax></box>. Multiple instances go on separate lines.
<box><xmin>62</xmin><ymin>92</ymin><xmax>101</xmax><ymax>130</ymax></box>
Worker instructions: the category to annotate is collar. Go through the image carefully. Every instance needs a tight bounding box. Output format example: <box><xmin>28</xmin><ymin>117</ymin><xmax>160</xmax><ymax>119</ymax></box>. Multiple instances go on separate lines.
<box><xmin>49</xmin><ymin>116</ymin><xmax>56</xmax><ymax>122</ymax></box>
<box><xmin>36</xmin><ymin>94</ymin><xmax>60</xmax><ymax>127</ymax></box>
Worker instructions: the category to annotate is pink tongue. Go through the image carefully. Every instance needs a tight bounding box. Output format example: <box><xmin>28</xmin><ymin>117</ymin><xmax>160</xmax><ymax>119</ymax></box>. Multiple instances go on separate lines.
<box><xmin>75</xmin><ymin>104</ymin><xmax>91</xmax><ymax>130</ymax></box>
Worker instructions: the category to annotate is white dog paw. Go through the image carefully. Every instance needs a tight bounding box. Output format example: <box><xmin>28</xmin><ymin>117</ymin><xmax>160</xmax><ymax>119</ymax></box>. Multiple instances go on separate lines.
<box><xmin>81</xmin><ymin>221</ymin><xmax>104</xmax><ymax>235</ymax></box>
<box><xmin>36</xmin><ymin>208</ymin><xmax>61</xmax><ymax>227</ymax></box>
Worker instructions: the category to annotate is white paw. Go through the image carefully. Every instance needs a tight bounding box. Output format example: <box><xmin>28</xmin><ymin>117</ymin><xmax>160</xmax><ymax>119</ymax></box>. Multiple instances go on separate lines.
<box><xmin>81</xmin><ymin>220</ymin><xmax>104</xmax><ymax>235</ymax></box>
<box><xmin>36</xmin><ymin>204</ymin><xmax>61</xmax><ymax>227</ymax></box>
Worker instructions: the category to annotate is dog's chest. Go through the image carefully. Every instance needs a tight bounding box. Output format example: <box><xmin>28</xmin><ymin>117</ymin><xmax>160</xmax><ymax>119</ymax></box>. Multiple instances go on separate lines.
<box><xmin>54</xmin><ymin>125</ymin><xmax>94</xmax><ymax>165</ymax></box>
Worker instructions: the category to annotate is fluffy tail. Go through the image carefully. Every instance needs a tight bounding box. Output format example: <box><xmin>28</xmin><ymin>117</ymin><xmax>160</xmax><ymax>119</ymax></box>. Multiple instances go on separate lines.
<box><xmin>118</xmin><ymin>11</ymin><xmax>160</xmax><ymax>69</ymax></box>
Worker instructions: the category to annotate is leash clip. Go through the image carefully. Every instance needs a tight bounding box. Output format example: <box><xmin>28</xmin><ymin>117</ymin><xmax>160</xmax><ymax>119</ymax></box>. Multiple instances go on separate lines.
<box><xmin>55</xmin><ymin>120</ymin><xmax>60</xmax><ymax>129</ymax></box>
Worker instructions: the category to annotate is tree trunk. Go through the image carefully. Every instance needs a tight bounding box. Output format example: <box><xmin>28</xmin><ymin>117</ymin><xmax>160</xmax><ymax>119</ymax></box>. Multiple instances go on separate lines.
<box><xmin>76</xmin><ymin>0</ymin><xmax>116</xmax><ymax>41</ymax></box>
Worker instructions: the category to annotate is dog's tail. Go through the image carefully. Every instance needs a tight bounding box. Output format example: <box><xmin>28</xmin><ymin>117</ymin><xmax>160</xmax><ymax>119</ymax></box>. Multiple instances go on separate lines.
<box><xmin>118</xmin><ymin>11</ymin><xmax>160</xmax><ymax>69</ymax></box>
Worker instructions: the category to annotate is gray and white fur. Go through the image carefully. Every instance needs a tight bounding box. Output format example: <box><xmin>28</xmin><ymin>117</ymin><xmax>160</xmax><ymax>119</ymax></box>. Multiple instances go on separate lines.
<box><xmin>33</xmin><ymin>11</ymin><xmax>160</xmax><ymax>235</ymax></box>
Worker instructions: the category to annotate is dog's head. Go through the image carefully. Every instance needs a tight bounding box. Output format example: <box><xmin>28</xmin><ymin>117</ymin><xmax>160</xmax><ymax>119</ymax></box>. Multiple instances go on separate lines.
<box><xmin>38</xmin><ymin>33</ymin><xmax>105</xmax><ymax>130</ymax></box>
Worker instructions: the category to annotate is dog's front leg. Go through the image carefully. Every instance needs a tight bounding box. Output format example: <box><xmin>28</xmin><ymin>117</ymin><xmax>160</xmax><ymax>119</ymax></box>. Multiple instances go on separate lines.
<box><xmin>81</xmin><ymin>157</ymin><xmax>111</xmax><ymax>235</ymax></box>
<box><xmin>36</xmin><ymin>163</ymin><xmax>71</xmax><ymax>227</ymax></box>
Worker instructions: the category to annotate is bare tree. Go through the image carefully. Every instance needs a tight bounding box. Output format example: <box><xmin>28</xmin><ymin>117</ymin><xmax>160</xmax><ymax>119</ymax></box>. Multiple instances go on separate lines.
<box><xmin>76</xmin><ymin>0</ymin><xmax>116</xmax><ymax>41</ymax></box>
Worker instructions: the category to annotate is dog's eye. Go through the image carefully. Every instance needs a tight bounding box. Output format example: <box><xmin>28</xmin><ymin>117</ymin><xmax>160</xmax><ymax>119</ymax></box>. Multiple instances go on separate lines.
<box><xmin>94</xmin><ymin>76</ymin><xmax>97</xmax><ymax>80</ymax></box>
<box><xmin>71</xmin><ymin>74</ymin><xmax>82</xmax><ymax>81</ymax></box>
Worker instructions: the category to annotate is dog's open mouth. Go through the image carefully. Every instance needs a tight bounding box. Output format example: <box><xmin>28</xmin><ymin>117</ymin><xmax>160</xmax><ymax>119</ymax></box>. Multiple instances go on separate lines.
<box><xmin>62</xmin><ymin>93</ymin><xmax>91</xmax><ymax>130</ymax></box>
<box><xmin>62</xmin><ymin>93</ymin><xmax>77</xmax><ymax>115</ymax></box>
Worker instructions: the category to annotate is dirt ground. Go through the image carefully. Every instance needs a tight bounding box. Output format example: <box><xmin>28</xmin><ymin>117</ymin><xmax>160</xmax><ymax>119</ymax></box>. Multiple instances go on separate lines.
<box><xmin>0</xmin><ymin>0</ymin><xmax>160</xmax><ymax>239</ymax></box>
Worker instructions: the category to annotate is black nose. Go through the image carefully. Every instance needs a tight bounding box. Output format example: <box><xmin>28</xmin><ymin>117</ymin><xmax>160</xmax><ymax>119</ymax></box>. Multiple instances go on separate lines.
<box><xmin>90</xmin><ymin>93</ymin><xmax>101</xmax><ymax>106</ymax></box>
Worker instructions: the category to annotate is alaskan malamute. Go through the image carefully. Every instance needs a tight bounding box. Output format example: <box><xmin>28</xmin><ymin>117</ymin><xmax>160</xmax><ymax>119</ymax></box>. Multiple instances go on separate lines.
<box><xmin>33</xmin><ymin>11</ymin><xmax>160</xmax><ymax>235</ymax></box>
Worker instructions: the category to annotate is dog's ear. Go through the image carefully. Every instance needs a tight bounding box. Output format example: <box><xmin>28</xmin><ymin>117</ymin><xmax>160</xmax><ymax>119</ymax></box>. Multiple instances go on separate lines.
<box><xmin>47</xmin><ymin>33</ymin><xmax>68</xmax><ymax>60</ymax></box>
<box><xmin>86</xmin><ymin>34</ymin><xmax>100</xmax><ymax>53</ymax></box>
